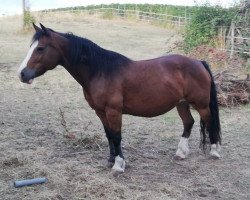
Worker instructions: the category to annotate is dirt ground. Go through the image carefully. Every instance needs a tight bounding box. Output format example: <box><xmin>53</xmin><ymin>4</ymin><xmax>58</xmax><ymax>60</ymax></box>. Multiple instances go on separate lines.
<box><xmin>0</xmin><ymin>14</ymin><xmax>249</xmax><ymax>200</ymax></box>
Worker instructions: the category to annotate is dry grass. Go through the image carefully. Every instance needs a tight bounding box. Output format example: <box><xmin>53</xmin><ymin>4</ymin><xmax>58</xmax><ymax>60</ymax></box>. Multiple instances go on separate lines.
<box><xmin>0</xmin><ymin>14</ymin><xmax>249</xmax><ymax>200</ymax></box>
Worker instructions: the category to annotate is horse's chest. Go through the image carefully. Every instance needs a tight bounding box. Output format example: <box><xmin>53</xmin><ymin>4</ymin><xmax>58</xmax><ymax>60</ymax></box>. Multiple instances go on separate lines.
<box><xmin>83</xmin><ymin>90</ymin><xmax>106</xmax><ymax>111</ymax></box>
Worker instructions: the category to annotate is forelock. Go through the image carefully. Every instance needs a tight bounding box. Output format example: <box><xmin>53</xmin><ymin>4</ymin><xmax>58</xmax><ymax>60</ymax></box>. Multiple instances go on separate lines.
<box><xmin>32</xmin><ymin>31</ymin><xmax>43</xmax><ymax>41</ymax></box>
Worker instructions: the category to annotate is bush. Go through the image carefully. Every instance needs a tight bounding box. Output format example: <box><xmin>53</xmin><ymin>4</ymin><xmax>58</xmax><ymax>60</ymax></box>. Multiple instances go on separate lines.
<box><xmin>183</xmin><ymin>4</ymin><xmax>236</xmax><ymax>52</ymax></box>
<box><xmin>101</xmin><ymin>9</ymin><xmax>114</xmax><ymax>19</ymax></box>
<box><xmin>23</xmin><ymin>10</ymin><xmax>36</xmax><ymax>30</ymax></box>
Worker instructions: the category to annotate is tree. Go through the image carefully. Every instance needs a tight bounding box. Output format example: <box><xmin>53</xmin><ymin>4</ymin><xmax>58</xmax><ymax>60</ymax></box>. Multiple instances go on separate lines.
<box><xmin>22</xmin><ymin>0</ymin><xmax>35</xmax><ymax>30</ymax></box>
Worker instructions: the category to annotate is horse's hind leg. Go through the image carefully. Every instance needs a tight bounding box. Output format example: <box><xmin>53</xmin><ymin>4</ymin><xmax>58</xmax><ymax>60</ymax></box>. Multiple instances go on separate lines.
<box><xmin>196</xmin><ymin>106</ymin><xmax>221</xmax><ymax>158</ymax></box>
<box><xmin>174</xmin><ymin>101</ymin><xmax>194</xmax><ymax>159</ymax></box>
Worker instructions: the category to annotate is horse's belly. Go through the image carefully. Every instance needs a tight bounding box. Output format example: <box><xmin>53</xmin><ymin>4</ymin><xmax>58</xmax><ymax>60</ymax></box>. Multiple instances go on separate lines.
<box><xmin>122</xmin><ymin>97</ymin><xmax>178</xmax><ymax>117</ymax></box>
<box><xmin>122</xmin><ymin>69</ymin><xmax>183</xmax><ymax>117</ymax></box>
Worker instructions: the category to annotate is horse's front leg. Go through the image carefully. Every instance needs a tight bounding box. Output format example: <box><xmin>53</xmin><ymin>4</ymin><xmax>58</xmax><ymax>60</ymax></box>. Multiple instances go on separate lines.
<box><xmin>104</xmin><ymin>126</ymin><xmax>116</xmax><ymax>166</ymax></box>
<box><xmin>95</xmin><ymin>111</ymin><xmax>115</xmax><ymax>165</ymax></box>
<box><xmin>96</xmin><ymin>109</ymin><xmax>125</xmax><ymax>173</ymax></box>
<box><xmin>105</xmin><ymin>107</ymin><xmax>125</xmax><ymax>173</ymax></box>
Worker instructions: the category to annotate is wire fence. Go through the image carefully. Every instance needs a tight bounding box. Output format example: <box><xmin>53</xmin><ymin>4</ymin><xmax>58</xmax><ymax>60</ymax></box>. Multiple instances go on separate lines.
<box><xmin>0</xmin><ymin>6</ymin><xmax>248</xmax><ymax>57</ymax></box>
<box><xmin>37</xmin><ymin>7</ymin><xmax>249</xmax><ymax>56</ymax></box>
<box><xmin>39</xmin><ymin>7</ymin><xmax>191</xmax><ymax>27</ymax></box>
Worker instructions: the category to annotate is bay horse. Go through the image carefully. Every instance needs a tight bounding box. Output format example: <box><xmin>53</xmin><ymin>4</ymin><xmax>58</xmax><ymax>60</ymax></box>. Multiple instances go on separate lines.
<box><xmin>18</xmin><ymin>23</ymin><xmax>221</xmax><ymax>173</ymax></box>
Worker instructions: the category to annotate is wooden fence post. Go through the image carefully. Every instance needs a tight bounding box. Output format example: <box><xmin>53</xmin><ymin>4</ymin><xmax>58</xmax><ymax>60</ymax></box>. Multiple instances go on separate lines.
<box><xmin>230</xmin><ymin>23</ymin><xmax>235</xmax><ymax>58</ymax></box>
<box><xmin>185</xmin><ymin>6</ymin><xmax>187</xmax><ymax>24</ymax></box>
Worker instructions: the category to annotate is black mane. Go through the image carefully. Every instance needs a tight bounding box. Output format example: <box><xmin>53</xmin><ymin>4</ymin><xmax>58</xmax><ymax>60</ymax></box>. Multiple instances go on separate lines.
<box><xmin>33</xmin><ymin>30</ymin><xmax>132</xmax><ymax>78</ymax></box>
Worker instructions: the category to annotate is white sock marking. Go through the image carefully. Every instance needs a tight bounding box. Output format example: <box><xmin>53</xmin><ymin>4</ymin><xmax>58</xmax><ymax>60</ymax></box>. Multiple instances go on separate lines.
<box><xmin>210</xmin><ymin>143</ymin><xmax>221</xmax><ymax>158</ymax></box>
<box><xmin>17</xmin><ymin>40</ymin><xmax>38</xmax><ymax>79</ymax></box>
<box><xmin>216</xmin><ymin>143</ymin><xmax>221</xmax><ymax>152</ymax></box>
<box><xmin>112</xmin><ymin>155</ymin><xmax>126</xmax><ymax>173</ymax></box>
<box><xmin>176</xmin><ymin>137</ymin><xmax>189</xmax><ymax>159</ymax></box>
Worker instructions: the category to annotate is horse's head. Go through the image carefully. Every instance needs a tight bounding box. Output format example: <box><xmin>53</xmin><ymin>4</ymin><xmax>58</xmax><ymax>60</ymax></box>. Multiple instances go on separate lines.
<box><xmin>18</xmin><ymin>23</ymin><xmax>64</xmax><ymax>84</ymax></box>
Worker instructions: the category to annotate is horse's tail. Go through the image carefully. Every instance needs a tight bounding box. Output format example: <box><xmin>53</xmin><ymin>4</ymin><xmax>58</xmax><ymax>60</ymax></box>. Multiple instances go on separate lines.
<box><xmin>200</xmin><ymin>60</ymin><xmax>221</xmax><ymax>148</ymax></box>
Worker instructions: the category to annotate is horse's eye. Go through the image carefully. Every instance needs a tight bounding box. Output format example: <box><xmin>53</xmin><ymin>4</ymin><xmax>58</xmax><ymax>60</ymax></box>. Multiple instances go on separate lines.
<box><xmin>37</xmin><ymin>47</ymin><xmax>45</xmax><ymax>52</ymax></box>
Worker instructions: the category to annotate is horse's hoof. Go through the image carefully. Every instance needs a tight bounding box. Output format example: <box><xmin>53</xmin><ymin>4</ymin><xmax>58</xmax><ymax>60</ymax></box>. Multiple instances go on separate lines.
<box><xmin>210</xmin><ymin>151</ymin><xmax>221</xmax><ymax>159</ymax></box>
<box><xmin>175</xmin><ymin>137</ymin><xmax>189</xmax><ymax>160</ymax></box>
<box><xmin>173</xmin><ymin>155</ymin><xmax>185</xmax><ymax>160</ymax></box>
<box><xmin>210</xmin><ymin>144</ymin><xmax>221</xmax><ymax>159</ymax></box>
<box><xmin>175</xmin><ymin>148</ymin><xmax>187</xmax><ymax>160</ymax></box>
<box><xmin>111</xmin><ymin>169</ymin><xmax>124</xmax><ymax>177</ymax></box>
<box><xmin>111</xmin><ymin>167</ymin><xmax>124</xmax><ymax>174</ymax></box>
<box><xmin>111</xmin><ymin>156</ymin><xmax>126</xmax><ymax>174</ymax></box>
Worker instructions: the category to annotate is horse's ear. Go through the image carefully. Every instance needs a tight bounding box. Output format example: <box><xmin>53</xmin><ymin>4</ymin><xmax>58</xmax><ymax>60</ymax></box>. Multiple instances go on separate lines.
<box><xmin>39</xmin><ymin>23</ymin><xmax>50</xmax><ymax>36</ymax></box>
<box><xmin>33</xmin><ymin>23</ymin><xmax>41</xmax><ymax>32</ymax></box>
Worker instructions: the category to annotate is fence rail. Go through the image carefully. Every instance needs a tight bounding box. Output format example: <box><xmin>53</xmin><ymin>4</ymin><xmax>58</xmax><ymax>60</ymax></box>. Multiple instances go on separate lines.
<box><xmin>37</xmin><ymin>7</ymin><xmax>249</xmax><ymax>56</ymax></box>
<box><xmin>1</xmin><ymin>7</ymin><xmax>248</xmax><ymax>57</ymax></box>
<box><xmin>38</xmin><ymin>7</ymin><xmax>191</xmax><ymax>27</ymax></box>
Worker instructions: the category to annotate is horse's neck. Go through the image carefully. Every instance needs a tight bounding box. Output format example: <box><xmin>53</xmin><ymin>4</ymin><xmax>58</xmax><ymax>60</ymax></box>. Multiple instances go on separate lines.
<box><xmin>63</xmin><ymin>63</ymin><xmax>90</xmax><ymax>91</ymax></box>
<box><xmin>53</xmin><ymin>35</ymin><xmax>92</xmax><ymax>91</ymax></box>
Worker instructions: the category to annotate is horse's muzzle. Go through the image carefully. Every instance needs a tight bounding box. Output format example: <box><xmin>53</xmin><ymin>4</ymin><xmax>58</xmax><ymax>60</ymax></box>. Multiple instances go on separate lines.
<box><xmin>19</xmin><ymin>67</ymin><xmax>35</xmax><ymax>84</ymax></box>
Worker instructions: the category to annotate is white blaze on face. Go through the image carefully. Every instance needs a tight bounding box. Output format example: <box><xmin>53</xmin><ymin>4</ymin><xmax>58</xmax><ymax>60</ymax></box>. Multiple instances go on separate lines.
<box><xmin>17</xmin><ymin>40</ymin><xmax>38</xmax><ymax>80</ymax></box>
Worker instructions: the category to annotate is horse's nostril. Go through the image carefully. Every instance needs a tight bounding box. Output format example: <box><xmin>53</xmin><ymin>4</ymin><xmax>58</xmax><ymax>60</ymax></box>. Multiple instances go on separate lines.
<box><xmin>21</xmin><ymin>71</ymin><xmax>25</xmax><ymax>78</ymax></box>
